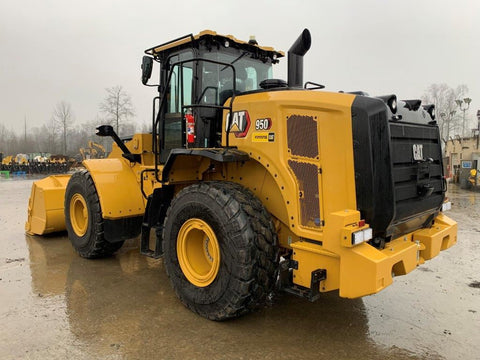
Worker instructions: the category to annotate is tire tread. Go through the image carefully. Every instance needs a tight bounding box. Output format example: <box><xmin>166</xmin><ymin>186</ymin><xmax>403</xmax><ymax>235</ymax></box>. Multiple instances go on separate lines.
<box><xmin>163</xmin><ymin>181</ymin><xmax>279</xmax><ymax>320</ymax></box>
<box><xmin>65</xmin><ymin>170</ymin><xmax>123</xmax><ymax>259</ymax></box>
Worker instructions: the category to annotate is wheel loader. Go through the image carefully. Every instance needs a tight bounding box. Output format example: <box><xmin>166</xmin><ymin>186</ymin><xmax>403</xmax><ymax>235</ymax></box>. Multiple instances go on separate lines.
<box><xmin>26</xmin><ymin>29</ymin><xmax>457</xmax><ymax>320</ymax></box>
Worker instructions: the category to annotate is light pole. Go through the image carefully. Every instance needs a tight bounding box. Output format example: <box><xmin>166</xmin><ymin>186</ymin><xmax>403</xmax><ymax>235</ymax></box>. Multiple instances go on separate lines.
<box><xmin>455</xmin><ymin>97</ymin><xmax>472</xmax><ymax>138</ymax></box>
<box><xmin>476</xmin><ymin>110</ymin><xmax>480</xmax><ymax>149</ymax></box>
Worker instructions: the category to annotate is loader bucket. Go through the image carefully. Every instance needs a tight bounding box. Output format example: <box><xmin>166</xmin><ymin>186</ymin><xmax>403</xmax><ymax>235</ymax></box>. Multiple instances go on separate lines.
<box><xmin>25</xmin><ymin>175</ymin><xmax>72</xmax><ymax>235</ymax></box>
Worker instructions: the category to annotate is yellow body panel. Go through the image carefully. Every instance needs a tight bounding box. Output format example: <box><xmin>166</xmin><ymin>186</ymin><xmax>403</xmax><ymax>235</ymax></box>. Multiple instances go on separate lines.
<box><xmin>84</xmin><ymin>133</ymin><xmax>158</xmax><ymax>220</ymax></box>
<box><xmin>290</xmin><ymin>208</ymin><xmax>457</xmax><ymax>298</ymax></box>
<box><xmin>25</xmin><ymin>175</ymin><xmax>71</xmax><ymax>235</ymax></box>
<box><xmin>222</xmin><ymin>90</ymin><xmax>357</xmax><ymax>236</ymax></box>
<box><xmin>216</xmin><ymin>89</ymin><xmax>457</xmax><ymax>298</ymax></box>
<box><xmin>413</xmin><ymin>213</ymin><xmax>458</xmax><ymax>260</ymax></box>
<box><xmin>291</xmin><ymin>241</ymin><xmax>340</xmax><ymax>292</ymax></box>
<box><xmin>83</xmin><ymin>158</ymin><xmax>145</xmax><ymax>219</ymax></box>
<box><xmin>108</xmin><ymin>133</ymin><xmax>155</xmax><ymax>167</ymax></box>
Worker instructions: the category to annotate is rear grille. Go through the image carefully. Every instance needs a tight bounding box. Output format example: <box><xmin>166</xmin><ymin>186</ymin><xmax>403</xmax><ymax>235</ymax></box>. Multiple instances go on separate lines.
<box><xmin>390</xmin><ymin>122</ymin><xmax>444</xmax><ymax>220</ymax></box>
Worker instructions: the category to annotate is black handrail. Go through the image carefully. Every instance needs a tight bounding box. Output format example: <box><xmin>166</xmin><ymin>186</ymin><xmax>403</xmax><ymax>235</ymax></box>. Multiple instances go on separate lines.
<box><xmin>144</xmin><ymin>34</ymin><xmax>196</xmax><ymax>56</ymax></box>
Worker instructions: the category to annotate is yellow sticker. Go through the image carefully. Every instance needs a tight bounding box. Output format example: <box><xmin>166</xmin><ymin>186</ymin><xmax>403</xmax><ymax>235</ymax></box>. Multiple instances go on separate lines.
<box><xmin>252</xmin><ymin>132</ymin><xmax>275</xmax><ymax>142</ymax></box>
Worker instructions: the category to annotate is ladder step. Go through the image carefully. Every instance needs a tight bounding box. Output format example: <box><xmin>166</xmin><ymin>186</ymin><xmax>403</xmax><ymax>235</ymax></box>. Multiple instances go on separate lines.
<box><xmin>140</xmin><ymin>225</ymin><xmax>163</xmax><ymax>259</ymax></box>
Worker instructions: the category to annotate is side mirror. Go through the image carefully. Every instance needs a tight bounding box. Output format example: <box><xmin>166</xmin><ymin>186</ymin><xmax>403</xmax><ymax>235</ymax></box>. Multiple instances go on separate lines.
<box><xmin>141</xmin><ymin>56</ymin><xmax>153</xmax><ymax>85</ymax></box>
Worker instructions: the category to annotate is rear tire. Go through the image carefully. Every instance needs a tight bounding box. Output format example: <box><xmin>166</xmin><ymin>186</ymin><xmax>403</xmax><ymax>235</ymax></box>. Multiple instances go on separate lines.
<box><xmin>65</xmin><ymin>170</ymin><xmax>124</xmax><ymax>258</ymax></box>
<box><xmin>163</xmin><ymin>182</ymin><xmax>279</xmax><ymax>320</ymax></box>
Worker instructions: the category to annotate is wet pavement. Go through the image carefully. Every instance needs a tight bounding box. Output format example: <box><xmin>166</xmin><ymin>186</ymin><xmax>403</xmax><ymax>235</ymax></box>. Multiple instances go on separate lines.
<box><xmin>0</xmin><ymin>177</ymin><xmax>479</xmax><ymax>359</ymax></box>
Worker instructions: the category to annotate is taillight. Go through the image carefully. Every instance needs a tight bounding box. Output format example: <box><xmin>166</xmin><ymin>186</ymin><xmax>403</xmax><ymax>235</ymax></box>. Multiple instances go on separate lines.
<box><xmin>185</xmin><ymin>113</ymin><xmax>195</xmax><ymax>145</ymax></box>
<box><xmin>352</xmin><ymin>228</ymin><xmax>373</xmax><ymax>245</ymax></box>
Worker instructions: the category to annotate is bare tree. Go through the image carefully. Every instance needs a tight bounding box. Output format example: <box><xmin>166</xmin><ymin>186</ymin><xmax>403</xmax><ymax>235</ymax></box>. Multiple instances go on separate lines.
<box><xmin>0</xmin><ymin>123</ymin><xmax>19</xmax><ymax>156</ymax></box>
<box><xmin>99</xmin><ymin>86</ymin><xmax>135</xmax><ymax>135</ymax></box>
<box><xmin>52</xmin><ymin>101</ymin><xmax>74</xmax><ymax>154</ymax></box>
<box><xmin>0</xmin><ymin>123</ymin><xmax>8</xmax><ymax>152</ymax></box>
<box><xmin>47</xmin><ymin>117</ymin><xmax>59</xmax><ymax>153</ymax></box>
<box><xmin>35</xmin><ymin>117</ymin><xmax>60</xmax><ymax>154</ymax></box>
<box><xmin>422</xmin><ymin>84</ymin><xmax>469</xmax><ymax>143</ymax></box>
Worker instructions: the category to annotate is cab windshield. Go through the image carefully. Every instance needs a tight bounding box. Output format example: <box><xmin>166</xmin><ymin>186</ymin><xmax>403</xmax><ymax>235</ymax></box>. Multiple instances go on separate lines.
<box><xmin>201</xmin><ymin>52</ymin><xmax>273</xmax><ymax>106</ymax></box>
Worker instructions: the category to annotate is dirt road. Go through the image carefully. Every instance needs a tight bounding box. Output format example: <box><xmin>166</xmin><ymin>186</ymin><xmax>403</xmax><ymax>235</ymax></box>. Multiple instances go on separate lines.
<box><xmin>0</xmin><ymin>178</ymin><xmax>478</xmax><ymax>359</ymax></box>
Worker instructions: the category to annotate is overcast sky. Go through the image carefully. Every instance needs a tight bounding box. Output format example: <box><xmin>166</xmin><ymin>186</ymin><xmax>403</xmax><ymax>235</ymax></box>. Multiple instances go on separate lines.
<box><xmin>1</xmin><ymin>0</ymin><xmax>479</xmax><ymax>135</ymax></box>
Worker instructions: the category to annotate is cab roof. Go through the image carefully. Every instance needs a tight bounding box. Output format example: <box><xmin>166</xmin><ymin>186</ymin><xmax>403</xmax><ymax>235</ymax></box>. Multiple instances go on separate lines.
<box><xmin>145</xmin><ymin>30</ymin><xmax>284</xmax><ymax>60</ymax></box>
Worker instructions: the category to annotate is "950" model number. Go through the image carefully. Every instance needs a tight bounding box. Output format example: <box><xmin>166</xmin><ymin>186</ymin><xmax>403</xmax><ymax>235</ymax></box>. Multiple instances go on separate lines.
<box><xmin>255</xmin><ymin>118</ymin><xmax>272</xmax><ymax>131</ymax></box>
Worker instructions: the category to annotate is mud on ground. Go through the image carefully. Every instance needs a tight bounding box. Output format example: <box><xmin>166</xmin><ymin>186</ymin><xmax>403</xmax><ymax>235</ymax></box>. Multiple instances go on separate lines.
<box><xmin>0</xmin><ymin>178</ymin><xmax>478</xmax><ymax>359</ymax></box>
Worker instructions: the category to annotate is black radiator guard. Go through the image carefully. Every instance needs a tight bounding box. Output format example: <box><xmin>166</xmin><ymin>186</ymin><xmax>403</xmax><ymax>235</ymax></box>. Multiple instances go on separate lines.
<box><xmin>351</xmin><ymin>96</ymin><xmax>444</xmax><ymax>240</ymax></box>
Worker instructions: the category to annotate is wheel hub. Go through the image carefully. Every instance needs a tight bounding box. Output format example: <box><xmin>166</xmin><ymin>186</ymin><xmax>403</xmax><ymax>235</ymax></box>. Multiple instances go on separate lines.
<box><xmin>70</xmin><ymin>193</ymin><xmax>88</xmax><ymax>237</ymax></box>
<box><xmin>177</xmin><ymin>218</ymin><xmax>220</xmax><ymax>287</ymax></box>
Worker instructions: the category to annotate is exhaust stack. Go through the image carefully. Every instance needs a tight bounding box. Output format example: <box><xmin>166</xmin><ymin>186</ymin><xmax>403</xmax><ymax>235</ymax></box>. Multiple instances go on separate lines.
<box><xmin>288</xmin><ymin>29</ymin><xmax>311</xmax><ymax>88</ymax></box>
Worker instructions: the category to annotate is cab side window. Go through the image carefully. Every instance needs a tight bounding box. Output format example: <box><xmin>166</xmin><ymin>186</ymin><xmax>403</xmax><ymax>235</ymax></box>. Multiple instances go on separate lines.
<box><xmin>162</xmin><ymin>52</ymin><xmax>193</xmax><ymax>157</ymax></box>
<box><xmin>168</xmin><ymin>64</ymin><xmax>193</xmax><ymax>113</ymax></box>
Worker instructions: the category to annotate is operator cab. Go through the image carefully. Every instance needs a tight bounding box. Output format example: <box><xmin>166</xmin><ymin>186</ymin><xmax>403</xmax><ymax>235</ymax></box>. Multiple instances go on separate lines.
<box><xmin>142</xmin><ymin>30</ymin><xmax>284</xmax><ymax>162</ymax></box>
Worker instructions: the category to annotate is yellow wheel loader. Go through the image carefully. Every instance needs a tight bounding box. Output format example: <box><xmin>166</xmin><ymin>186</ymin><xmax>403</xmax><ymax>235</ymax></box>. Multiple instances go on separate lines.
<box><xmin>26</xmin><ymin>29</ymin><xmax>457</xmax><ymax>320</ymax></box>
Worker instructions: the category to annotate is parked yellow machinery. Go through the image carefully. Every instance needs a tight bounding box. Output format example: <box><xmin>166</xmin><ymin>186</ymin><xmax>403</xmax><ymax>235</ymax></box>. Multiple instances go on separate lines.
<box><xmin>2</xmin><ymin>155</ymin><xmax>13</xmax><ymax>165</ymax></box>
<box><xmin>78</xmin><ymin>140</ymin><xmax>107</xmax><ymax>160</ymax></box>
<box><xmin>26</xmin><ymin>29</ymin><xmax>457</xmax><ymax>320</ymax></box>
<box><xmin>469</xmin><ymin>168</ymin><xmax>479</xmax><ymax>188</ymax></box>
<box><xmin>88</xmin><ymin>140</ymin><xmax>106</xmax><ymax>157</ymax></box>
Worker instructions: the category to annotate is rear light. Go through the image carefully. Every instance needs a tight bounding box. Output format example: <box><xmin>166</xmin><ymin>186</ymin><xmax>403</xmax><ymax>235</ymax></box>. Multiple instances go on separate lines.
<box><xmin>352</xmin><ymin>228</ymin><xmax>373</xmax><ymax>246</ymax></box>
<box><xmin>441</xmin><ymin>201</ymin><xmax>452</xmax><ymax>212</ymax></box>
<box><xmin>377</xmin><ymin>94</ymin><xmax>397</xmax><ymax>114</ymax></box>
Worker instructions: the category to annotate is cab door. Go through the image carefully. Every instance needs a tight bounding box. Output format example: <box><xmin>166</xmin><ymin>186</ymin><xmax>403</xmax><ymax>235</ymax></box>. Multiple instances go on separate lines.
<box><xmin>160</xmin><ymin>54</ymin><xmax>194</xmax><ymax>163</ymax></box>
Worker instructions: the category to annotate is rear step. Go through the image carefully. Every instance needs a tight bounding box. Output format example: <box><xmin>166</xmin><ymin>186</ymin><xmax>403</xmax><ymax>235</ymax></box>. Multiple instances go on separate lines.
<box><xmin>278</xmin><ymin>258</ymin><xmax>326</xmax><ymax>302</ymax></box>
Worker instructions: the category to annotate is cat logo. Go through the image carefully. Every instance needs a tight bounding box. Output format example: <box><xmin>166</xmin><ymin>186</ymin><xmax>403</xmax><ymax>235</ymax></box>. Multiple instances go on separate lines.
<box><xmin>412</xmin><ymin>144</ymin><xmax>423</xmax><ymax>161</ymax></box>
<box><xmin>252</xmin><ymin>132</ymin><xmax>275</xmax><ymax>142</ymax></box>
<box><xmin>225</xmin><ymin>110</ymin><xmax>250</xmax><ymax>138</ymax></box>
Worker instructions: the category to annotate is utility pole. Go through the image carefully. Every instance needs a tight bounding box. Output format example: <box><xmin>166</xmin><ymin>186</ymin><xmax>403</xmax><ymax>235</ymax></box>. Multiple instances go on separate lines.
<box><xmin>24</xmin><ymin>115</ymin><xmax>27</xmax><ymax>143</ymax></box>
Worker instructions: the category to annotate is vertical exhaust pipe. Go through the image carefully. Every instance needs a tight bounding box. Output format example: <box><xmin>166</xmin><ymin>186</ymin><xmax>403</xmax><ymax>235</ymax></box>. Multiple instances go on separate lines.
<box><xmin>288</xmin><ymin>29</ymin><xmax>311</xmax><ymax>88</ymax></box>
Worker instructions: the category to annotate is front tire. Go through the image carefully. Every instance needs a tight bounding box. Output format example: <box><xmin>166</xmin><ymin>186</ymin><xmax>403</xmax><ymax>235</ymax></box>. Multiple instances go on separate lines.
<box><xmin>65</xmin><ymin>170</ymin><xmax>124</xmax><ymax>258</ymax></box>
<box><xmin>163</xmin><ymin>182</ymin><xmax>279</xmax><ymax>320</ymax></box>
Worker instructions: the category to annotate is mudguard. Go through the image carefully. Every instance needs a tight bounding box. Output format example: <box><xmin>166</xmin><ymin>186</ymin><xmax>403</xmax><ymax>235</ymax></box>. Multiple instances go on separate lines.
<box><xmin>83</xmin><ymin>158</ymin><xmax>145</xmax><ymax>219</ymax></box>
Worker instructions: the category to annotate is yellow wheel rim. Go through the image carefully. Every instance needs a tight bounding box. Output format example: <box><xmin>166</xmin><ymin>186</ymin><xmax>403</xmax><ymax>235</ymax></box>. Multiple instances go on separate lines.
<box><xmin>70</xmin><ymin>193</ymin><xmax>89</xmax><ymax>237</ymax></box>
<box><xmin>177</xmin><ymin>218</ymin><xmax>220</xmax><ymax>287</ymax></box>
